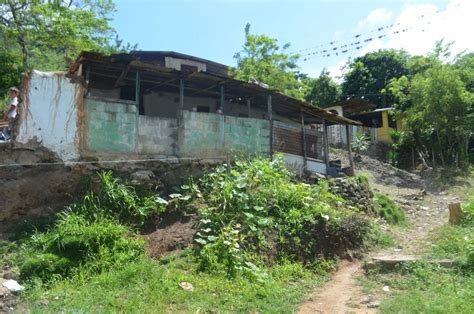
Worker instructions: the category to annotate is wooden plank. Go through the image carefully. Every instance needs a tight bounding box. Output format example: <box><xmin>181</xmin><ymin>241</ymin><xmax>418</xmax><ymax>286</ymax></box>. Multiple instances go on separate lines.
<box><xmin>323</xmin><ymin>119</ymin><xmax>329</xmax><ymax>171</ymax></box>
<box><xmin>346</xmin><ymin>124</ymin><xmax>355</xmax><ymax>175</ymax></box>
<box><xmin>449</xmin><ymin>203</ymin><xmax>462</xmax><ymax>225</ymax></box>
<box><xmin>273</xmin><ymin>127</ymin><xmax>303</xmax><ymax>156</ymax></box>
<box><xmin>301</xmin><ymin>111</ymin><xmax>307</xmax><ymax>169</ymax></box>
<box><xmin>113</xmin><ymin>64</ymin><xmax>131</xmax><ymax>88</ymax></box>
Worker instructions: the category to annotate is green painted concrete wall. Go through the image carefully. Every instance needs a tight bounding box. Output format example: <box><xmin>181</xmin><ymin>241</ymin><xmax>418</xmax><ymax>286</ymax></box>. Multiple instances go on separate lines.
<box><xmin>86</xmin><ymin>98</ymin><xmax>137</xmax><ymax>153</ymax></box>
<box><xmin>178</xmin><ymin>111</ymin><xmax>270</xmax><ymax>157</ymax></box>
<box><xmin>224</xmin><ymin>116</ymin><xmax>270</xmax><ymax>154</ymax></box>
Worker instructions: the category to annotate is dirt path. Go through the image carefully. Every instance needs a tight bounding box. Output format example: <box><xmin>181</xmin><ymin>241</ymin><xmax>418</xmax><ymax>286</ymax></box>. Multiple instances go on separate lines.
<box><xmin>298</xmin><ymin>152</ymin><xmax>471</xmax><ymax>313</ymax></box>
<box><xmin>299</xmin><ymin>261</ymin><xmax>376</xmax><ymax>314</ymax></box>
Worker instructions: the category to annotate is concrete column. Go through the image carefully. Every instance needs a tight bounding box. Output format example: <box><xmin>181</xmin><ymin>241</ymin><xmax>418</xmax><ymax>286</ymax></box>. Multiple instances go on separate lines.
<box><xmin>179</xmin><ymin>78</ymin><xmax>184</xmax><ymax>110</ymax></box>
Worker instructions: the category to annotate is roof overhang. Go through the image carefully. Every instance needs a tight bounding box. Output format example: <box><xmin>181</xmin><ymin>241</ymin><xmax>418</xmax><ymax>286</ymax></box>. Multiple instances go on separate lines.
<box><xmin>70</xmin><ymin>51</ymin><xmax>361</xmax><ymax>126</ymax></box>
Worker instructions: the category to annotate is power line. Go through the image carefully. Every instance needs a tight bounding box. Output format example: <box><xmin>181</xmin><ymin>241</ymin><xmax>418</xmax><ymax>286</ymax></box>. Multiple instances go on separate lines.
<box><xmin>294</xmin><ymin>2</ymin><xmax>461</xmax><ymax>62</ymax></box>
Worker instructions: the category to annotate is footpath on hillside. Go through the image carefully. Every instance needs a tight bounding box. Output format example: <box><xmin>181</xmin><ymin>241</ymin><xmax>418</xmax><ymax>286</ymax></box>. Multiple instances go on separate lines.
<box><xmin>299</xmin><ymin>150</ymin><xmax>470</xmax><ymax>313</ymax></box>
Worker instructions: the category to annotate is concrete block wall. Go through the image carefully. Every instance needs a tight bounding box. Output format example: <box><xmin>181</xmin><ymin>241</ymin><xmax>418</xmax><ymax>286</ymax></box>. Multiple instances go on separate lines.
<box><xmin>178</xmin><ymin>111</ymin><xmax>271</xmax><ymax>158</ymax></box>
<box><xmin>86</xmin><ymin>98</ymin><xmax>137</xmax><ymax>153</ymax></box>
<box><xmin>224</xmin><ymin>116</ymin><xmax>270</xmax><ymax>154</ymax></box>
<box><xmin>179</xmin><ymin>111</ymin><xmax>225</xmax><ymax>157</ymax></box>
<box><xmin>137</xmin><ymin>115</ymin><xmax>177</xmax><ymax>155</ymax></box>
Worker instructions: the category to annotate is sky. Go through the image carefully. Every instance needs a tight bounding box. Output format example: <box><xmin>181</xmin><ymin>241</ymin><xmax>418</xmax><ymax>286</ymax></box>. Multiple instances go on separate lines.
<box><xmin>111</xmin><ymin>0</ymin><xmax>472</xmax><ymax>80</ymax></box>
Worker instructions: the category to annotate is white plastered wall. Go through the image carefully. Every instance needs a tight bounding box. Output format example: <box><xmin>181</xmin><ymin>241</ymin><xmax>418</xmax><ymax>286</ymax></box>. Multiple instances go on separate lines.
<box><xmin>18</xmin><ymin>70</ymin><xmax>81</xmax><ymax>161</ymax></box>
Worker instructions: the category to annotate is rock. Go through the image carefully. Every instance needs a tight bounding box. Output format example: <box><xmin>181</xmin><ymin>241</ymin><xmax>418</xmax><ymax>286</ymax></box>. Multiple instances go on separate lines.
<box><xmin>178</xmin><ymin>281</ymin><xmax>194</xmax><ymax>291</ymax></box>
<box><xmin>131</xmin><ymin>170</ymin><xmax>155</xmax><ymax>182</ymax></box>
<box><xmin>0</xmin><ymin>302</ymin><xmax>3</xmax><ymax>309</ymax></box>
<box><xmin>360</xmin><ymin>295</ymin><xmax>373</xmax><ymax>304</ymax></box>
<box><xmin>367</xmin><ymin>301</ymin><xmax>380</xmax><ymax>308</ymax></box>
<box><xmin>2</xmin><ymin>271</ymin><xmax>16</xmax><ymax>280</ymax></box>
<box><xmin>382</xmin><ymin>285</ymin><xmax>390</xmax><ymax>293</ymax></box>
<box><xmin>38</xmin><ymin>299</ymin><xmax>50</xmax><ymax>306</ymax></box>
<box><xmin>2</xmin><ymin>279</ymin><xmax>23</xmax><ymax>293</ymax></box>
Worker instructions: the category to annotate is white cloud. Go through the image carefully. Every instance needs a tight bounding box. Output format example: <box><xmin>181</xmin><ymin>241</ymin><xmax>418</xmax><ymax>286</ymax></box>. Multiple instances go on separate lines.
<box><xmin>357</xmin><ymin>8</ymin><xmax>393</xmax><ymax>30</ymax></box>
<box><xmin>308</xmin><ymin>0</ymin><xmax>472</xmax><ymax>81</ymax></box>
<box><xmin>360</xmin><ymin>0</ymin><xmax>472</xmax><ymax>57</ymax></box>
<box><xmin>327</xmin><ymin>59</ymin><xmax>349</xmax><ymax>83</ymax></box>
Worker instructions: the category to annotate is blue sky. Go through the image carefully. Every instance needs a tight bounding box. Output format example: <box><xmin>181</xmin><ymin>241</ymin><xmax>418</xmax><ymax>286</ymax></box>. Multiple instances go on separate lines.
<box><xmin>111</xmin><ymin>0</ymin><xmax>470</xmax><ymax>78</ymax></box>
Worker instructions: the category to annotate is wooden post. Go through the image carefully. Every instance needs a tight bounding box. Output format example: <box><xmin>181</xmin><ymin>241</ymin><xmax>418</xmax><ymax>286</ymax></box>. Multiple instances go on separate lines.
<box><xmin>135</xmin><ymin>71</ymin><xmax>140</xmax><ymax>104</ymax></box>
<box><xmin>412</xmin><ymin>147</ymin><xmax>416</xmax><ymax>170</ymax></box>
<box><xmin>449</xmin><ymin>203</ymin><xmax>462</xmax><ymax>225</ymax></box>
<box><xmin>301</xmin><ymin>111</ymin><xmax>307</xmax><ymax>170</ymax></box>
<box><xmin>220</xmin><ymin>85</ymin><xmax>225</xmax><ymax>114</ymax></box>
<box><xmin>322</xmin><ymin>119</ymin><xmax>330</xmax><ymax>173</ymax></box>
<box><xmin>85</xmin><ymin>66</ymin><xmax>90</xmax><ymax>96</ymax></box>
<box><xmin>247</xmin><ymin>99</ymin><xmax>251</xmax><ymax>117</ymax></box>
<box><xmin>267</xmin><ymin>95</ymin><xmax>273</xmax><ymax>157</ymax></box>
<box><xmin>179</xmin><ymin>78</ymin><xmax>184</xmax><ymax>110</ymax></box>
<box><xmin>346</xmin><ymin>124</ymin><xmax>355</xmax><ymax>175</ymax></box>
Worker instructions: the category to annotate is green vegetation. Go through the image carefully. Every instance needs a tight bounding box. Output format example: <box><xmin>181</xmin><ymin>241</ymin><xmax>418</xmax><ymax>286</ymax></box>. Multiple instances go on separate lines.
<box><xmin>373</xmin><ymin>192</ymin><xmax>407</xmax><ymax>225</ymax></box>
<box><xmin>182</xmin><ymin>156</ymin><xmax>373</xmax><ymax>277</ymax></box>
<box><xmin>0</xmin><ymin>0</ymin><xmax>134</xmax><ymax>91</ymax></box>
<box><xmin>1</xmin><ymin>156</ymin><xmax>384</xmax><ymax>312</ymax></box>
<box><xmin>74</xmin><ymin>171</ymin><xmax>168</xmax><ymax>227</ymax></box>
<box><xmin>25</xmin><ymin>256</ymin><xmax>326</xmax><ymax>313</ymax></box>
<box><xmin>233</xmin><ymin>23</ymin><xmax>307</xmax><ymax>99</ymax></box>
<box><xmin>363</xmin><ymin>196</ymin><xmax>474</xmax><ymax>313</ymax></box>
<box><xmin>351</xmin><ymin>133</ymin><xmax>370</xmax><ymax>157</ymax></box>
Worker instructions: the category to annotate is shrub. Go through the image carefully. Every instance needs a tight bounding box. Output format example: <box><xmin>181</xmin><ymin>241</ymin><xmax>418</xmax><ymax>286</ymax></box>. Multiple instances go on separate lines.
<box><xmin>178</xmin><ymin>155</ymin><xmax>374</xmax><ymax>276</ymax></box>
<box><xmin>374</xmin><ymin>192</ymin><xmax>406</xmax><ymax>224</ymax></box>
<box><xmin>72</xmin><ymin>171</ymin><xmax>168</xmax><ymax>227</ymax></box>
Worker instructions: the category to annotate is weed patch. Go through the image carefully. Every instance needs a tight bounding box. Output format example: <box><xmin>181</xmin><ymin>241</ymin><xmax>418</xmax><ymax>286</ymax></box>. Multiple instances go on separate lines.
<box><xmin>374</xmin><ymin>192</ymin><xmax>407</xmax><ymax>224</ymax></box>
<box><xmin>20</xmin><ymin>212</ymin><xmax>145</xmax><ymax>282</ymax></box>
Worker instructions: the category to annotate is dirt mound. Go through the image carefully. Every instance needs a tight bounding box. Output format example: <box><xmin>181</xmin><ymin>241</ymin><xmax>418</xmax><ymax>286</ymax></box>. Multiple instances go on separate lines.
<box><xmin>330</xmin><ymin>148</ymin><xmax>424</xmax><ymax>189</ymax></box>
<box><xmin>143</xmin><ymin>214</ymin><xmax>197</xmax><ymax>259</ymax></box>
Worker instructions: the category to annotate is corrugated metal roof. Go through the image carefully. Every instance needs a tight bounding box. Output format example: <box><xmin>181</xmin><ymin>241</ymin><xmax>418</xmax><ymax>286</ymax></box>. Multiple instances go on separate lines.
<box><xmin>70</xmin><ymin>51</ymin><xmax>361</xmax><ymax>126</ymax></box>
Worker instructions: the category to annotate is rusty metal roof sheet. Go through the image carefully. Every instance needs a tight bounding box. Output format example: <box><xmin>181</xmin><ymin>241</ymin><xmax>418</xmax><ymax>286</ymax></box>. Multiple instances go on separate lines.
<box><xmin>70</xmin><ymin>51</ymin><xmax>361</xmax><ymax>126</ymax></box>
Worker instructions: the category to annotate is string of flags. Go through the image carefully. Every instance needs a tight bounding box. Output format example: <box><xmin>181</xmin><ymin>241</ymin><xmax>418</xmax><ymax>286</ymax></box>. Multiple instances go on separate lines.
<box><xmin>293</xmin><ymin>2</ymin><xmax>460</xmax><ymax>62</ymax></box>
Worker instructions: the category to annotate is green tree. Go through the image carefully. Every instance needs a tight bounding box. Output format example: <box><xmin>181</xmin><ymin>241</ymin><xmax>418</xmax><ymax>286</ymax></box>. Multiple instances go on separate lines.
<box><xmin>0</xmin><ymin>0</ymin><xmax>119</xmax><ymax>71</ymax></box>
<box><xmin>305</xmin><ymin>70</ymin><xmax>341</xmax><ymax>107</ymax></box>
<box><xmin>233</xmin><ymin>23</ymin><xmax>307</xmax><ymax>99</ymax></box>
<box><xmin>454</xmin><ymin>52</ymin><xmax>474</xmax><ymax>92</ymax></box>
<box><xmin>341</xmin><ymin>49</ymin><xmax>409</xmax><ymax>108</ymax></box>
<box><xmin>390</xmin><ymin>62</ymin><xmax>473</xmax><ymax>168</ymax></box>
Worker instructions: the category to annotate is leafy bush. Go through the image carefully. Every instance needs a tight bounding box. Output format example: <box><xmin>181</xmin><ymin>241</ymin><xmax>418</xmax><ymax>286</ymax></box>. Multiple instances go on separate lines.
<box><xmin>351</xmin><ymin>133</ymin><xmax>370</xmax><ymax>157</ymax></box>
<box><xmin>20</xmin><ymin>212</ymin><xmax>145</xmax><ymax>282</ymax></box>
<box><xmin>374</xmin><ymin>192</ymin><xmax>406</xmax><ymax>224</ymax></box>
<box><xmin>177</xmin><ymin>156</ymin><xmax>373</xmax><ymax>276</ymax></box>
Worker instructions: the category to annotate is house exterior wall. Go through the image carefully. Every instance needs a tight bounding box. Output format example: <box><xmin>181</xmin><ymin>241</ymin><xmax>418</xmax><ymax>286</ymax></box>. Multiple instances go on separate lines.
<box><xmin>17</xmin><ymin>71</ymin><xmax>82</xmax><ymax>161</ymax></box>
<box><xmin>376</xmin><ymin>111</ymin><xmax>393</xmax><ymax>144</ymax></box>
<box><xmin>86</xmin><ymin>98</ymin><xmax>138</xmax><ymax>153</ymax></box>
<box><xmin>16</xmin><ymin>70</ymin><xmax>328</xmax><ymax>175</ymax></box>
<box><xmin>137</xmin><ymin>115</ymin><xmax>177</xmax><ymax>155</ymax></box>
<box><xmin>178</xmin><ymin>111</ymin><xmax>270</xmax><ymax>158</ymax></box>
